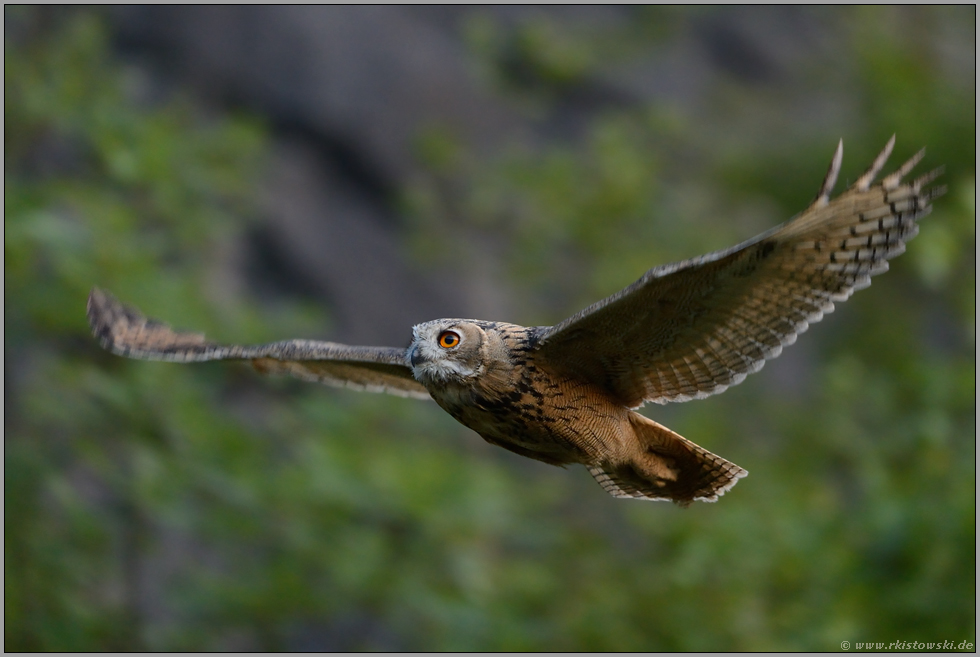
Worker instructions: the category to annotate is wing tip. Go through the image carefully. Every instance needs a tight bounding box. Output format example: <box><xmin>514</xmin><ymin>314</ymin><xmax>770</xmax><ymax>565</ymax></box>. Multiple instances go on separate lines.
<box><xmin>853</xmin><ymin>134</ymin><xmax>897</xmax><ymax>191</ymax></box>
<box><xmin>811</xmin><ymin>138</ymin><xmax>844</xmax><ymax>208</ymax></box>
<box><xmin>86</xmin><ymin>287</ymin><xmax>212</xmax><ymax>360</ymax></box>
<box><xmin>87</xmin><ymin>286</ymin><xmax>127</xmax><ymax>354</ymax></box>
<box><xmin>882</xmin><ymin>146</ymin><xmax>926</xmax><ymax>190</ymax></box>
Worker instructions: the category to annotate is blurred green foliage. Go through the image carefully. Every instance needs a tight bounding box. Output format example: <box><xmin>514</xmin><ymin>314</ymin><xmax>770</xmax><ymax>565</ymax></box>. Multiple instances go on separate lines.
<box><xmin>5</xmin><ymin>6</ymin><xmax>975</xmax><ymax>651</ymax></box>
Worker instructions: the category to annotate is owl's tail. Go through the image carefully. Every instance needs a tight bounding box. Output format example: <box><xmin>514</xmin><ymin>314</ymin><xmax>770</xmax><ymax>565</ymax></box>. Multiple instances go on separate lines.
<box><xmin>587</xmin><ymin>413</ymin><xmax>747</xmax><ymax>506</ymax></box>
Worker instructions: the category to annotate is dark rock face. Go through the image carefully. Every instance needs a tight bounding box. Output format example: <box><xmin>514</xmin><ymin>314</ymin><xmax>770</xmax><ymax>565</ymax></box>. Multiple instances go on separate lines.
<box><xmin>107</xmin><ymin>6</ymin><xmax>841</xmax><ymax>344</ymax></box>
<box><xmin>110</xmin><ymin>7</ymin><xmax>535</xmax><ymax>344</ymax></box>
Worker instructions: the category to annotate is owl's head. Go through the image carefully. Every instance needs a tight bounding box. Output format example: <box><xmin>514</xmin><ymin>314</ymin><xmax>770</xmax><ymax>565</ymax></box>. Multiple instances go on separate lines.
<box><xmin>409</xmin><ymin>319</ymin><xmax>493</xmax><ymax>385</ymax></box>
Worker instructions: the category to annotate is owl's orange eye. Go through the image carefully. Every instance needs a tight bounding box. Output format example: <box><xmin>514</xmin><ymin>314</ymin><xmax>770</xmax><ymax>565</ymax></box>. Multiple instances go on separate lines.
<box><xmin>438</xmin><ymin>330</ymin><xmax>460</xmax><ymax>348</ymax></box>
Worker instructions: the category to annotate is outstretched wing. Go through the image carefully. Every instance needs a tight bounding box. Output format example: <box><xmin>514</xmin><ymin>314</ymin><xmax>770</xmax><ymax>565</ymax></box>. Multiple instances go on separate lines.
<box><xmin>534</xmin><ymin>137</ymin><xmax>944</xmax><ymax>408</ymax></box>
<box><xmin>87</xmin><ymin>288</ymin><xmax>430</xmax><ymax>399</ymax></box>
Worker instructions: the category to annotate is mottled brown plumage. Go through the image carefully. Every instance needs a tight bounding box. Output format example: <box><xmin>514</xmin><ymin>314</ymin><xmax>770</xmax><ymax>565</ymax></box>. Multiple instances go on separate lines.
<box><xmin>87</xmin><ymin>137</ymin><xmax>943</xmax><ymax>506</ymax></box>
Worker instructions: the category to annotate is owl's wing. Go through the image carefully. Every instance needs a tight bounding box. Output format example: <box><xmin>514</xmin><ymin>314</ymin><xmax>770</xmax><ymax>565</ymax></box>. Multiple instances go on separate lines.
<box><xmin>87</xmin><ymin>288</ymin><xmax>430</xmax><ymax>399</ymax></box>
<box><xmin>534</xmin><ymin>137</ymin><xmax>944</xmax><ymax>408</ymax></box>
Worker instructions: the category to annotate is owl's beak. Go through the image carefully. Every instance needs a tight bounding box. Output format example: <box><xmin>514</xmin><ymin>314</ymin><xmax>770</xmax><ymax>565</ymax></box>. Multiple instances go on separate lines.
<box><xmin>409</xmin><ymin>345</ymin><xmax>427</xmax><ymax>368</ymax></box>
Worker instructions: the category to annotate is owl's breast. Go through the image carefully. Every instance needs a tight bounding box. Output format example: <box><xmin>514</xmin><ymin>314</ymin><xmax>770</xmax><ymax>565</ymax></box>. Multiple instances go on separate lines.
<box><xmin>427</xmin><ymin>365</ymin><xmax>625</xmax><ymax>467</ymax></box>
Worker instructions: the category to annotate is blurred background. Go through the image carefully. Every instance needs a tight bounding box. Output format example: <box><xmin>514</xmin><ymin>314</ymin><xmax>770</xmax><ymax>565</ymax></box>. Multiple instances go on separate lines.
<box><xmin>4</xmin><ymin>6</ymin><xmax>975</xmax><ymax>651</ymax></box>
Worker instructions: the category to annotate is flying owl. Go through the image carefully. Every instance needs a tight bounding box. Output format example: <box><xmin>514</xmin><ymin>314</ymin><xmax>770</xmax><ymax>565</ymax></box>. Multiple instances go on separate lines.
<box><xmin>87</xmin><ymin>137</ymin><xmax>943</xmax><ymax>506</ymax></box>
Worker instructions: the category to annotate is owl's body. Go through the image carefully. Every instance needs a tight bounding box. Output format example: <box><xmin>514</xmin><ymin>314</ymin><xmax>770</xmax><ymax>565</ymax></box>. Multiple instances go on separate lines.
<box><xmin>87</xmin><ymin>137</ymin><xmax>943</xmax><ymax>506</ymax></box>
<box><xmin>413</xmin><ymin>321</ymin><xmax>583</xmax><ymax>465</ymax></box>
<box><xmin>408</xmin><ymin>319</ymin><xmax>744</xmax><ymax>503</ymax></box>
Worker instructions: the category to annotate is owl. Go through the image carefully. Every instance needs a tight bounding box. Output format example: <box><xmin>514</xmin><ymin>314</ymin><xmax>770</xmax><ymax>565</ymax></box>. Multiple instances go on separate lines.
<box><xmin>88</xmin><ymin>137</ymin><xmax>942</xmax><ymax>506</ymax></box>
